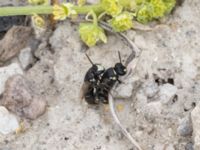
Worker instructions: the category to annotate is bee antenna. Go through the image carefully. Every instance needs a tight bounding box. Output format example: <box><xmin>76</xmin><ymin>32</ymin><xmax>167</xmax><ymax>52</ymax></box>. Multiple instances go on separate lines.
<box><xmin>118</xmin><ymin>51</ymin><xmax>122</xmax><ymax>63</ymax></box>
<box><xmin>85</xmin><ymin>53</ymin><xmax>94</xmax><ymax>65</ymax></box>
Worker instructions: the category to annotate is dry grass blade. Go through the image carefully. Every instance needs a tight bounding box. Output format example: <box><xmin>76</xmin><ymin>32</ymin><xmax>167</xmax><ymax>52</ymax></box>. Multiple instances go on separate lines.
<box><xmin>99</xmin><ymin>21</ymin><xmax>143</xmax><ymax>150</ymax></box>
<box><xmin>108</xmin><ymin>93</ymin><xmax>143</xmax><ymax>150</ymax></box>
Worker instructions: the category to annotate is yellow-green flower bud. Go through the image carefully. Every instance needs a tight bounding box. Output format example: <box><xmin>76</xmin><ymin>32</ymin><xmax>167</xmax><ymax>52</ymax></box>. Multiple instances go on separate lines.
<box><xmin>136</xmin><ymin>0</ymin><xmax>176</xmax><ymax>23</ymax></box>
<box><xmin>151</xmin><ymin>0</ymin><xmax>166</xmax><ymax>18</ymax></box>
<box><xmin>163</xmin><ymin>0</ymin><xmax>176</xmax><ymax>14</ymax></box>
<box><xmin>136</xmin><ymin>3</ymin><xmax>153</xmax><ymax>24</ymax></box>
<box><xmin>110</xmin><ymin>12</ymin><xmax>133</xmax><ymax>32</ymax></box>
<box><xmin>79</xmin><ymin>23</ymin><xmax>107</xmax><ymax>47</ymax></box>
<box><xmin>101</xmin><ymin>0</ymin><xmax>122</xmax><ymax>16</ymax></box>
<box><xmin>53</xmin><ymin>3</ymin><xmax>77</xmax><ymax>20</ymax></box>
<box><xmin>32</xmin><ymin>14</ymin><xmax>45</xmax><ymax>28</ymax></box>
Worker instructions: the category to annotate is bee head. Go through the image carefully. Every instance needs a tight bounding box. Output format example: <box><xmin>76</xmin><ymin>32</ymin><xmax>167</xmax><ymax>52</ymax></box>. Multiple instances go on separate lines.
<box><xmin>114</xmin><ymin>63</ymin><xmax>126</xmax><ymax>76</ymax></box>
<box><xmin>114</xmin><ymin>51</ymin><xmax>126</xmax><ymax>76</ymax></box>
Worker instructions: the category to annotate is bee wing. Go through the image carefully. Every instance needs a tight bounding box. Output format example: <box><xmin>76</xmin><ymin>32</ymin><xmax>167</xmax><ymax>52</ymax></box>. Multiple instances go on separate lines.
<box><xmin>79</xmin><ymin>81</ymin><xmax>90</xmax><ymax>100</ymax></box>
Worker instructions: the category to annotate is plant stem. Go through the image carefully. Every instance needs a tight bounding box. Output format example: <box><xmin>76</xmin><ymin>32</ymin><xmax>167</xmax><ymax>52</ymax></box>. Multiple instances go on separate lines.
<box><xmin>0</xmin><ymin>4</ymin><xmax>103</xmax><ymax>17</ymax></box>
<box><xmin>73</xmin><ymin>4</ymin><xmax>103</xmax><ymax>15</ymax></box>
<box><xmin>0</xmin><ymin>5</ymin><xmax>53</xmax><ymax>16</ymax></box>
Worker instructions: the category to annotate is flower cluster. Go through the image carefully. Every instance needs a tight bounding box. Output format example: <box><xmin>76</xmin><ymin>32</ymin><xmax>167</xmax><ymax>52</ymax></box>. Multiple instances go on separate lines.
<box><xmin>101</xmin><ymin>0</ymin><xmax>134</xmax><ymax>32</ymax></box>
<box><xmin>50</xmin><ymin>0</ymin><xmax>175</xmax><ymax>46</ymax></box>
<box><xmin>79</xmin><ymin>23</ymin><xmax>107</xmax><ymax>47</ymax></box>
<box><xmin>53</xmin><ymin>3</ymin><xmax>77</xmax><ymax>20</ymax></box>
<box><xmin>101</xmin><ymin>0</ymin><xmax>122</xmax><ymax>16</ymax></box>
<box><xmin>136</xmin><ymin>0</ymin><xmax>176</xmax><ymax>23</ymax></box>
<box><xmin>109</xmin><ymin>12</ymin><xmax>133</xmax><ymax>32</ymax></box>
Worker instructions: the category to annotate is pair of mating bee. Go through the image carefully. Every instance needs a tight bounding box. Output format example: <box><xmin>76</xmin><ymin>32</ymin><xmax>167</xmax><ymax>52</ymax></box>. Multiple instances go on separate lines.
<box><xmin>81</xmin><ymin>52</ymin><xmax>127</xmax><ymax>105</ymax></box>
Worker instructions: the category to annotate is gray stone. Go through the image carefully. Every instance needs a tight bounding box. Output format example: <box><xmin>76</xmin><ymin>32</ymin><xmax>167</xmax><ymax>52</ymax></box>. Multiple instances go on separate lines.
<box><xmin>0</xmin><ymin>106</ymin><xmax>19</xmax><ymax>135</ymax></box>
<box><xmin>185</xmin><ymin>142</ymin><xmax>194</xmax><ymax>150</ymax></box>
<box><xmin>177</xmin><ymin>115</ymin><xmax>193</xmax><ymax>136</ymax></box>
<box><xmin>143</xmin><ymin>80</ymin><xmax>159</xmax><ymax>98</ymax></box>
<box><xmin>18</xmin><ymin>47</ymin><xmax>34</xmax><ymax>69</ymax></box>
<box><xmin>0</xmin><ymin>63</ymin><xmax>23</xmax><ymax>95</ymax></box>
<box><xmin>2</xmin><ymin>75</ymin><xmax>47</xmax><ymax>120</ymax></box>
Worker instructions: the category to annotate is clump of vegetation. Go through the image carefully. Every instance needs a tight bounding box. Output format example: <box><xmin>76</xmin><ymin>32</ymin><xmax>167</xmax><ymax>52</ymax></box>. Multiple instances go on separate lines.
<box><xmin>0</xmin><ymin>0</ymin><xmax>176</xmax><ymax>47</ymax></box>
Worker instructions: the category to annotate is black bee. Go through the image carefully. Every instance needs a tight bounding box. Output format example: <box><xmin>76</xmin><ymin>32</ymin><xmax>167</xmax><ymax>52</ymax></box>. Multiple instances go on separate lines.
<box><xmin>97</xmin><ymin>51</ymin><xmax>127</xmax><ymax>104</ymax></box>
<box><xmin>84</xmin><ymin>54</ymin><xmax>105</xmax><ymax>84</ymax></box>
<box><xmin>81</xmin><ymin>54</ymin><xmax>105</xmax><ymax>104</ymax></box>
<box><xmin>81</xmin><ymin>52</ymin><xmax>127</xmax><ymax>105</ymax></box>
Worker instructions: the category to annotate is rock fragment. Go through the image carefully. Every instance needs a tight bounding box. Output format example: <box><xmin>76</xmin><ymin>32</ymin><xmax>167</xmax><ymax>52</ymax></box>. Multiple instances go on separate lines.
<box><xmin>0</xmin><ymin>106</ymin><xmax>19</xmax><ymax>135</ymax></box>
<box><xmin>2</xmin><ymin>75</ymin><xmax>47</xmax><ymax>120</ymax></box>
<box><xmin>23</xmin><ymin>98</ymin><xmax>47</xmax><ymax>120</ymax></box>
<box><xmin>177</xmin><ymin>115</ymin><xmax>193</xmax><ymax>136</ymax></box>
<box><xmin>143</xmin><ymin>80</ymin><xmax>159</xmax><ymax>98</ymax></box>
<box><xmin>0</xmin><ymin>63</ymin><xmax>23</xmax><ymax>95</ymax></box>
<box><xmin>114</xmin><ymin>77</ymin><xmax>141</xmax><ymax>99</ymax></box>
<box><xmin>159</xmin><ymin>83</ymin><xmax>177</xmax><ymax>104</ymax></box>
<box><xmin>185</xmin><ymin>142</ymin><xmax>194</xmax><ymax>150</ymax></box>
<box><xmin>0</xmin><ymin>26</ymin><xmax>32</xmax><ymax>62</ymax></box>
<box><xmin>18</xmin><ymin>47</ymin><xmax>34</xmax><ymax>69</ymax></box>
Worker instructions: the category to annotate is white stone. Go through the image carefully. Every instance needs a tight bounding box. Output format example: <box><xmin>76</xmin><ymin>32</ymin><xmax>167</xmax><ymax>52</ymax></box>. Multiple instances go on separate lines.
<box><xmin>18</xmin><ymin>47</ymin><xmax>34</xmax><ymax>69</ymax></box>
<box><xmin>0</xmin><ymin>63</ymin><xmax>23</xmax><ymax>95</ymax></box>
<box><xmin>191</xmin><ymin>103</ymin><xmax>200</xmax><ymax>150</ymax></box>
<box><xmin>0</xmin><ymin>106</ymin><xmax>19</xmax><ymax>135</ymax></box>
<box><xmin>159</xmin><ymin>84</ymin><xmax>177</xmax><ymax>104</ymax></box>
<box><xmin>143</xmin><ymin>80</ymin><xmax>159</xmax><ymax>98</ymax></box>
<box><xmin>114</xmin><ymin>77</ymin><xmax>140</xmax><ymax>99</ymax></box>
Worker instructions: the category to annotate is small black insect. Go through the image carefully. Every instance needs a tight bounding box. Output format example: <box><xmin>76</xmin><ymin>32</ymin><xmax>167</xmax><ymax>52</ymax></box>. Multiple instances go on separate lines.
<box><xmin>81</xmin><ymin>52</ymin><xmax>127</xmax><ymax>105</ymax></box>
<box><xmin>84</xmin><ymin>54</ymin><xmax>105</xmax><ymax>84</ymax></box>
<box><xmin>81</xmin><ymin>54</ymin><xmax>105</xmax><ymax>104</ymax></box>
<box><xmin>97</xmin><ymin>51</ymin><xmax>127</xmax><ymax>104</ymax></box>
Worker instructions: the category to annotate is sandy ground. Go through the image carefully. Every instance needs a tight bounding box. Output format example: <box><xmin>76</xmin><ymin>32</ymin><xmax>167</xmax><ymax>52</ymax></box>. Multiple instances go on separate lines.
<box><xmin>0</xmin><ymin>0</ymin><xmax>200</xmax><ymax>150</ymax></box>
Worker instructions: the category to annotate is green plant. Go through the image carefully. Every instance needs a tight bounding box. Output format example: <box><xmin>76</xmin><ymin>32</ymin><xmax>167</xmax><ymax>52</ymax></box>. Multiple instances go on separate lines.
<box><xmin>0</xmin><ymin>0</ymin><xmax>176</xmax><ymax>46</ymax></box>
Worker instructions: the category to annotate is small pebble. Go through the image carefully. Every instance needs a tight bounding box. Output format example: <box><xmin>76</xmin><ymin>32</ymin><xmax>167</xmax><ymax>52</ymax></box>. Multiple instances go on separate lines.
<box><xmin>2</xmin><ymin>75</ymin><xmax>47</xmax><ymax>119</ymax></box>
<box><xmin>143</xmin><ymin>80</ymin><xmax>159</xmax><ymax>98</ymax></box>
<box><xmin>159</xmin><ymin>83</ymin><xmax>177</xmax><ymax>104</ymax></box>
<box><xmin>18</xmin><ymin>47</ymin><xmax>34</xmax><ymax>69</ymax></box>
<box><xmin>0</xmin><ymin>26</ymin><xmax>32</xmax><ymax>62</ymax></box>
<box><xmin>0</xmin><ymin>106</ymin><xmax>19</xmax><ymax>135</ymax></box>
<box><xmin>0</xmin><ymin>63</ymin><xmax>23</xmax><ymax>95</ymax></box>
<box><xmin>177</xmin><ymin>115</ymin><xmax>193</xmax><ymax>136</ymax></box>
<box><xmin>185</xmin><ymin>142</ymin><xmax>194</xmax><ymax>150</ymax></box>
